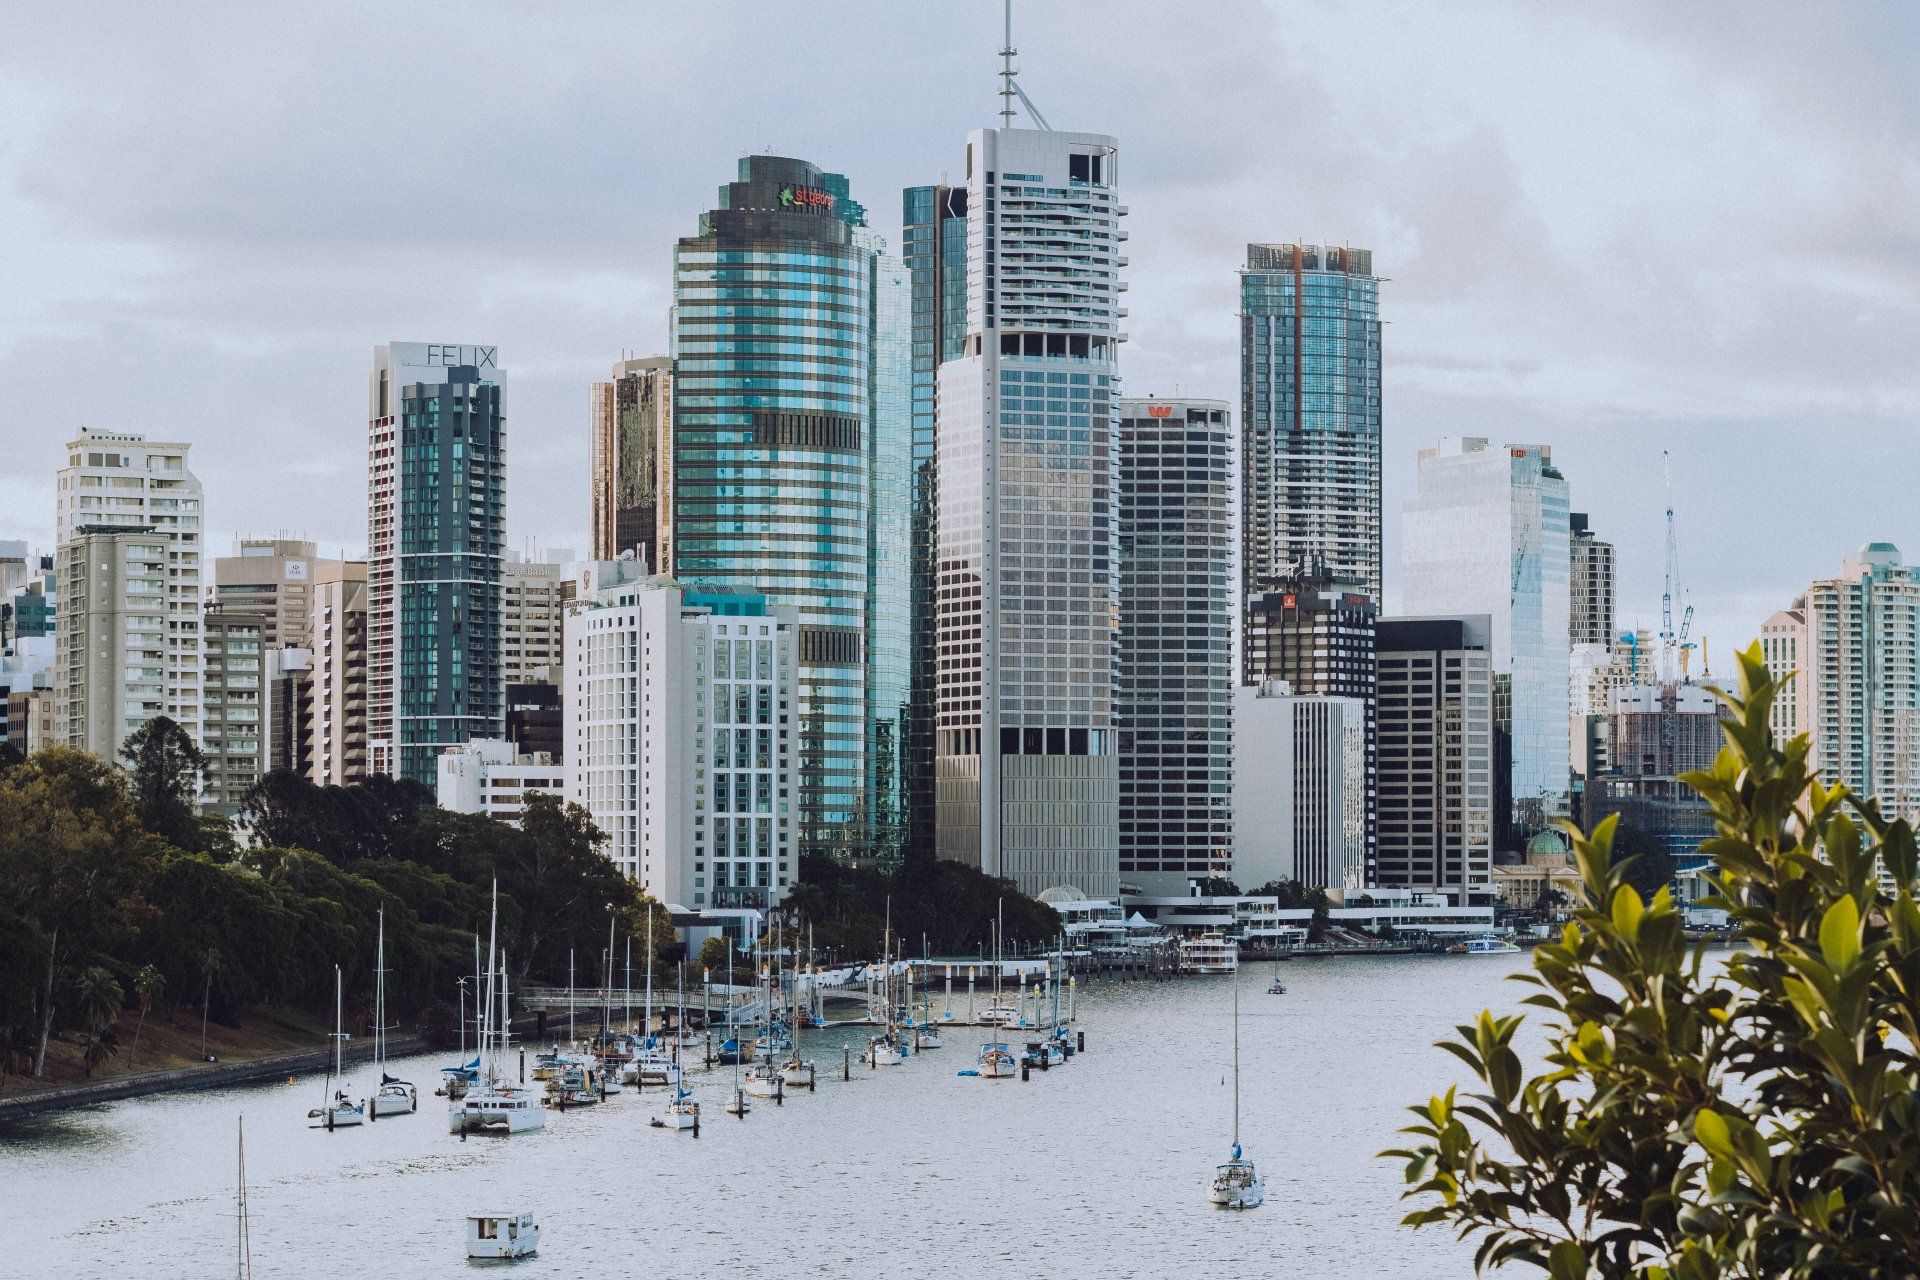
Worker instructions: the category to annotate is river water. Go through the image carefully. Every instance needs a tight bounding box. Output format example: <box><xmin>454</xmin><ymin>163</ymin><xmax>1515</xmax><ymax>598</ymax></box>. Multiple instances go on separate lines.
<box><xmin>5</xmin><ymin>952</ymin><xmax>1540</xmax><ymax>1279</ymax></box>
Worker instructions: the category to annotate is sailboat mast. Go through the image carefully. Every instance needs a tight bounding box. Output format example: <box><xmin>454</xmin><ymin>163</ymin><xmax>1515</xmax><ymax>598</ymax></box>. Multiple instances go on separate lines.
<box><xmin>644</xmin><ymin>907</ymin><xmax>655</xmax><ymax>1041</ymax></box>
<box><xmin>236</xmin><ymin>1115</ymin><xmax>251</xmax><ymax>1280</ymax></box>
<box><xmin>1232</xmin><ymin>976</ymin><xmax>1241</xmax><ymax>1149</ymax></box>
<box><xmin>375</xmin><ymin>906</ymin><xmax>386</xmax><ymax>1074</ymax></box>
<box><xmin>332</xmin><ymin>965</ymin><xmax>344</xmax><ymax>1082</ymax></box>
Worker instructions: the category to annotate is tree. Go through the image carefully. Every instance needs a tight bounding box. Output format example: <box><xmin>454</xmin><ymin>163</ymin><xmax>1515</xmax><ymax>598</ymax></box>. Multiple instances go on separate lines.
<box><xmin>499</xmin><ymin>794</ymin><xmax>634</xmax><ymax>981</ymax></box>
<box><xmin>1193</xmin><ymin>876</ymin><xmax>1241</xmax><ymax>896</ymax></box>
<box><xmin>127</xmin><ymin>965</ymin><xmax>164</xmax><ymax>1068</ymax></box>
<box><xmin>80</xmin><ymin>1027</ymin><xmax>119</xmax><ymax>1079</ymax></box>
<box><xmin>1388</xmin><ymin>645</ymin><xmax>1920</xmax><ymax>1277</ymax></box>
<box><xmin>0</xmin><ymin>748</ymin><xmax>157</xmax><ymax>1075</ymax></box>
<box><xmin>121</xmin><ymin>715</ymin><xmax>208</xmax><ymax>851</ymax></box>
<box><xmin>71</xmin><ymin>966</ymin><xmax>123</xmax><ymax>1032</ymax></box>
<box><xmin>698</xmin><ymin>935</ymin><xmax>732</xmax><ymax>976</ymax></box>
<box><xmin>1611</xmin><ymin>822</ymin><xmax>1678</xmax><ymax>901</ymax></box>
<box><xmin>199</xmin><ymin>946</ymin><xmax>222</xmax><ymax>1060</ymax></box>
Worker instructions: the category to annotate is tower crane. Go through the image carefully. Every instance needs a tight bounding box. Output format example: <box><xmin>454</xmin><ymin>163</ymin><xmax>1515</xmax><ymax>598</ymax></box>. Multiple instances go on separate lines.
<box><xmin>1658</xmin><ymin>450</ymin><xmax>1696</xmax><ymax>684</ymax></box>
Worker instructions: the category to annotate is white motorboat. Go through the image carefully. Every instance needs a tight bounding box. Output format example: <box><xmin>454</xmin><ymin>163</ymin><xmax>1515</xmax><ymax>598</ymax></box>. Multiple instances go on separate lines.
<box><xmin>466</xmin><ymin>1211</ymin><xmax>539</xmax><ymax>1260</ymax></box>
<box><xmin>651</xmin><ymin>1086</ymin><xmax>700</xmax><ymax>1132</ymax></box>
<box><xmin>862</xmin><ymin>1031</ymin><xmax>907</xmax><ymax>1067</ymax></box>
<box><xmin>743</xmin><ymin>1060</ymin><xmax>785</xmax><ymax>1099</ymax></box>
<box><xmin>915</xmin><ymin>1024</ymin><xmax>943</xmax><ymax>1050</ymax></box>
<box><xmin>779</xmin><ymin>1057</ymin><xmax>816</xmax><ymax>1089</ymax></box>
<box><xmin>1207</xmin><ymin>977</ymin><xmax>1264</xmax><ymax>1209</ymax></box>
<box><xmin>1450</xmin><ymin>933</ymin><xmax>1521</xmax><ymax>955</ymax></box>
<box><xmin>977</xmin><ymin>1002</ymin><xmax>1020</xmax><ymax>1027</ymax></box>
<box><xmin>309</xmin><ymin>965</ymin><xmax>365</xmax><ymax>1129</ymax></box>
<box><xmin>1180</xmin><ymin>933</ymin><xmax>1240</xmax><ymax>975</ymax></box>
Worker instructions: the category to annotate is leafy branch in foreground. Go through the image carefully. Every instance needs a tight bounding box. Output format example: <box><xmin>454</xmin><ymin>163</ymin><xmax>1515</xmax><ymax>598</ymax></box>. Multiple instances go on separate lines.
<box><xmin>1386</xmin><ymin>643</ymin><xmax>1920</xmax><ymax>1279</ymax></box>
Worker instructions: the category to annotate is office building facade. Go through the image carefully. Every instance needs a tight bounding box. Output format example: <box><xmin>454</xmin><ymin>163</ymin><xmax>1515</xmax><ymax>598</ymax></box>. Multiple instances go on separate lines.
<box><xmin>366</xmin><ymin>343</ymin><xmax>506</xmax><ymax>785</ymax></box>
<box><xmin>565</xmin><ymin>563</ymin><xmax>799</xmax><ymax>906</ymax></box>
<box><xmin>1402</xmin><ymin>437</ymin><xmax>1571</xmax><ymax>840</ymax></box>
<box><xmin>54</xmin><ymin>428</ymin><xmax>204</xmax><ymax>758</ymax></box>
<box><xmin>212</xmin><ymin>538</ymin><xmax>335</xmax><ymax>650</ymax></box>
<box><xmin>307</xmin><ymin>559</ymin><xmax>369</xmax><ymax>785</ymax></box>
<box><xmin>1239</xmin><ymin>243</ymin><xmax>1382</xmax><ymax>600</ymax></box>
<box><xmin>901</xmin><ymin>182</ymin><xmax>970</xmax><ymax>862</ymax></box>
<box><xmin>1232</xmin><ymin>681</ymin><xmax>1366</xmax><ymax>894</ymax></box>
<box><xmin>590</xmin><ymin>357</ymin><xmax>674</xmax><ymax>569</ymax></box>
<box><xmin>931</xmin><ymin>125</ymin><xmax>1126</xmax><ymax>899</ymax></box>
<box><xmin>1375</xmin><ymin>616</ymin><xmax>1495</xmax><ymax>902</ymax></box>
<box><xmin>673</xmin><ymin>155</ymin><xmax>908</xmax><ymax>865</ymax></box>
<box><xmin>1760</xmin><ymin>602</ymin><xmax>1810</xmax><ymax>745</ymax></box>
<box><xmin>1116</xmin><ymin>397</ymin><xmax>1234</xmax><ymax>894</ymax></box>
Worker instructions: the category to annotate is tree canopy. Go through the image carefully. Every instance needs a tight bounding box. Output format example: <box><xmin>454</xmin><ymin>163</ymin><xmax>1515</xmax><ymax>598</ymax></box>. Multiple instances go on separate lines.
<box><xmin>1389</xmin><ymin>644</ymin><xmax>1920</xmax><ymax>1278</ymax></box>
<box><xmin>782</xmin><ymin>852</ymin><xmax>1061</xmax><ymax>960</ymax></box>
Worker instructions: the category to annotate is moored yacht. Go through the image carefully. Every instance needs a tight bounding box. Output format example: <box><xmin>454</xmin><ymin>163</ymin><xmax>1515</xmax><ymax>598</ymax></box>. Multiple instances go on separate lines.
<box><xmin>1208</xmin><ymin>977</ymin><xmax>1264</xmax><ymax>1209</ymax></box>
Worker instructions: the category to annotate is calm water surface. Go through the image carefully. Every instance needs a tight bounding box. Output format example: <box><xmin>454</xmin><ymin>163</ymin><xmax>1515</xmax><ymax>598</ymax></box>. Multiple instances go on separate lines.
<box><xmin>5</xmin><ymin>953</ymin><xmax>1542</xmax><ymax>1278</ymax></box>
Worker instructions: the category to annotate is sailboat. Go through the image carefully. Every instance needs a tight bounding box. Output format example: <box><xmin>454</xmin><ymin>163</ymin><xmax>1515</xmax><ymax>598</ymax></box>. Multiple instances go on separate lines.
<box><xmin>309</xmin><ymin>965</ymin><xmax>365</xmax><ymax>1129</ymax></box>
<box><xmin>779</xmin><ymin>938</ymin><xmax>816</xmax><ymax>1089</ymax></box>
<box><xmin>975</xmin><ymin>904</ymin><xmax>1017</xmax><ymax>1078</ymax></box>
<box><xmin>861</xmin><ymin>913</ymin><xmax>907</xmax><ymax>1067</ymax></box>
<box><xmin>1208</xmin><ymin>976</ymin><xmax>1264</xmax><ymax>1209</ymax></box>
<box><xmin>369</xmin><ymin>908</ymin><xmax>417</xmax><ymax>1116</ymax></box>
<box><xmin>234</xmin><ymin>1116</ymin><xmax>253</xmax><ymax>1279</ymax></box>
<box><xmin>449</xmin><ymin>884</ymin><xmax>546</xmax><ymax>1135</ymax></box>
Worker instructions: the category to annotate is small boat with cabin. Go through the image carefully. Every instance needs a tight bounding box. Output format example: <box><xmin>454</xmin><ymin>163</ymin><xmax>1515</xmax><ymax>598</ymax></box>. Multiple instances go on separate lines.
<box><xmin>466</xmin><ymin>1211</ymin><xmax>539</xmax><ymax>1260</ymax></box>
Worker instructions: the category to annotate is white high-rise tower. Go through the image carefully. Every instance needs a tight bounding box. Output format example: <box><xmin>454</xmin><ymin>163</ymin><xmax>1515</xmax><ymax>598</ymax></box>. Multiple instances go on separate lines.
<box><xmin>931</xmin><ymin>72</ymin><xmax>1127</xmax><ymax>896</ymax></box>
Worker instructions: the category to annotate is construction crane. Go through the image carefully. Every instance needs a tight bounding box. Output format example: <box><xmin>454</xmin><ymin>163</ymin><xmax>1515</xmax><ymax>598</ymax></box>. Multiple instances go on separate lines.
<box><xmin>1658</xmin><ymin>450</ymin><xmax>1696</xmax><ymax>684</ymax></box>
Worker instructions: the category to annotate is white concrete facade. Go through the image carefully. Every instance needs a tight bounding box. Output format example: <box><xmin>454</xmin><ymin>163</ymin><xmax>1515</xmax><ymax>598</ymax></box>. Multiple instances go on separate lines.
<box><xmin>565</xmin><ymin>564</ymin><xmax>799</xmax><ymax>910</ymax></box>
<box><xmin>1231</xmin><ymin>682</ymin><xmax>1366</xmax><ymax>893</ymax></box>
<box><xmin>436</xmin><ymin>737</ymin><xmax>564</xmax><ymax>824</ymax></box>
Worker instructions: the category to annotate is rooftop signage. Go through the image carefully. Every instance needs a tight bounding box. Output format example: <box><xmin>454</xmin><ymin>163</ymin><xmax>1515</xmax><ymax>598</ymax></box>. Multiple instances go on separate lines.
<box><xmin>778</xmin><ymin>184</ymin><xmax>835</xmax><ymax>213</ymax></box>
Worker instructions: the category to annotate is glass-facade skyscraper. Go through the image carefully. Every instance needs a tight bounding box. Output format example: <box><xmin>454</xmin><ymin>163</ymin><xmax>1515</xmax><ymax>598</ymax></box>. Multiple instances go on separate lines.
<box><xmin>931</xmin><ymin>125</ymin><xmax>1127</xmax><ymax>900</ymax></box>
<box><xmin>366</xmin><ymin>342</ymin><xmax>506</xmax><ymax>785</ymax></box>
<box><xmin>900</xmin><ymin>183</ymin><xmax>969</xmax><ymax>863</ymax></box>
<box><xmin>1240</xmin><ymin>243</ymin><xmax>1382</xmax><ymax>599</ymax></box>
<box><xmin>1401</xmin><ymin>437</ymin><xmax>1571</xmax><ymax>843</ymax></box>
<box><xmin>1116</xmin><ymin>398</ymin><xmax>1234</xmax><ymax>894</ymax></box>
<box><xmin>672</xmin><ymin>156</ymin><xmax>909</xmax><ymax>866</ymax></box>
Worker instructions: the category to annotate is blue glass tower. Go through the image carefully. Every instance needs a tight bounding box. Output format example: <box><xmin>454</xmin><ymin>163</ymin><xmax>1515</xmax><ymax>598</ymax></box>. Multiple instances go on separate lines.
<box><xmin>900</xmin><ymin>183</ymin><xmax>968</xmax><ymax>863</ymax></box>
<box><xmin>1239</xmin><ymin>244</ymin><xmax>1382</xmax><ymax>600</ymax></box>
<box><xmin>673</xmin><ymin>156</ymin><xmax>908</xmax><ymax>864</ymax></box>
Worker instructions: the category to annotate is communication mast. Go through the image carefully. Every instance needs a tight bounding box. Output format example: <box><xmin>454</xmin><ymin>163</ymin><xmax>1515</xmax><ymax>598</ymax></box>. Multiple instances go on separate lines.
<box><xmin>998</xmin><ymin>0</ymin><xmax>1053</xmax><ymax>130</ymax></box>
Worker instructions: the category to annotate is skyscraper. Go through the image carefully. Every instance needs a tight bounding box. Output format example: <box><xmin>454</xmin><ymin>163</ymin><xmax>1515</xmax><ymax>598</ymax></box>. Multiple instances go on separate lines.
<box><xmin>1239</xmin><ymin>243</ymin><xmax>1382</xmax><ymax>600</ymax></box>
<box><xmin>200</xmin><ymin>602</ymin><xmax>266</xmax><ymax>813</ymax></box>
<box><xmin>54</xmin><ymin>427</ymin><xmax>204</xmax><ymax>758</ymax></box>
<box><xmin>1569</xmin><ymin>512</ymin><xmax>1615</xmax><ymax>647</ymax></box>
<box><xmin>1802</xmin><ymin>544</ymin><xmax>1920</xmax><ymax>830</ymax></box>
<box><xmin>366</xmin><ymin>343</ymin><xmax>506</xmax><ymax>785</ymax></box>
<box><xmin>671</xmin><ymin>156</ymin><xmax>908</xmax><ymax>864</ymax></box>
<box><xmin>589</xmin><ymin>357</ymin><xmax>673</xmax><ymax>569</ymax></box>
<box><xmin>932</xmin><ymin>124</ymin><xmax>1126</xmax><ymax>899</ymax></box>
<box><xmin>212</xmin><ymin>538</ymin><xmax>334</xmax><ymax>650</ymax></box>
<box><xmin>1116</xmin><ymin>397</ymin><xmax>1234</xmax><ymax>894</ymax></box>
<box><xmin>1402</xmin><ymin>437</ymin><xmax>1571</xmax><ymax>841</ymax></box>
<box><xmin>1760</xmin><ymin>601</ymin><xmax>1809</xmax><ymax>744</ymax></box>
<box><xmin>307</xmin><ymin>559</ymin><xmax>369</xmax><ymax>785</ymax></box>
<box><xmin>901</xmin><ymin>182</ymin><xmax>970</xmax><ymax>863</ymax></box>
<box><xmin>1375</xmin><ymin>616</ymin><xmax>1495</xmax><ymax>902</ymax></box>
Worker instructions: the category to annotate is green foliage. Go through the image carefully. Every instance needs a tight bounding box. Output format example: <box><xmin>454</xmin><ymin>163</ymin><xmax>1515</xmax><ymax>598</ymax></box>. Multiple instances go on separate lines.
<box><xmin>121</xmin><ymin>716</ymin><xmax>208</xmax><ymax>851</ymax></box>
<box><xmin>70</xmin><ymin>967</ymin><xmax>124</xmax><ymax>1031</ymax></box>
<box><xmin>1611</xmin><ymin>823</ymin><xmax>1679</xmax><ymax>902</ymax></box>
<box><xmin>782</xmin><ymin>852</ymin><xmax>1062</xmax><ymax>960</ymax></box>
<box><xmin>1387</xmin><ymin>644</ymin><xmax>1920</xmax><ymax>1277</ymax></box>
<box><xmin>697</xmin><ymin>935</ymin><xmax>732</xmax><ymax>974</ymax></box>
<box><xmin>1193</xmin><ymin>875</ymin><xmax>1241</xmax><ymax>896</ymax></box>
<box><xmin>1251</xmin><ymin>879</ymin><xmax>1329</xmax><ymax>911</ymax></box>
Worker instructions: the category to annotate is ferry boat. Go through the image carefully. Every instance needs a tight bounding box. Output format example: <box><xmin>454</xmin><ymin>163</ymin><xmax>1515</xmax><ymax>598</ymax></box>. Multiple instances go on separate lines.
<box><xmin>1449</xmin><ymin>934</ymin><xmax>1521</xmax><ymax>955</ymax></box>
<box><xmin>466</xmin><ymin>1211</ymin><xmax>539</xmax><ymax>1260</ymax></box>
<box><xmin>1179</xmin><ymin>933</ymin><xmax>1240</xmax><ymax>975</ymax></box>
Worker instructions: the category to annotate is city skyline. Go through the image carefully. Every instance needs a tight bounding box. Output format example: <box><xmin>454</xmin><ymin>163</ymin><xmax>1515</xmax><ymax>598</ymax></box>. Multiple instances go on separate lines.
<box><xmin>3</xmin><ymin>3</ymin><xmax>1913</xmax><ymax>663</ymax></box>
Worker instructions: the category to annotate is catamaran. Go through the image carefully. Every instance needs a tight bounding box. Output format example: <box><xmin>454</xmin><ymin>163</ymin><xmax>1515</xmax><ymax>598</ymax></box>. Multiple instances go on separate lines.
<box><xmin>449</xmin><ymin>885</ymin><xmax>546</xmax><ymax>1135</ymax></box>
<box><xmin>1449</xmin><ymin>933</ymin><xmax>1521</xmax><ymax>955</ymax></box>
<box><xmin>368</xmin><ymin>909</ymin><xmax>417</xmax><ymax>1116</ymax></box>
<box><xmin>309</xmin><ymin>965</ymin><xmax>365</xmax><ymax>1129</ymax></box>
<box><xmin>1208</xmin><ymin>977</ymin><xmax>1264</xmax><ymax>1210</ymax></box>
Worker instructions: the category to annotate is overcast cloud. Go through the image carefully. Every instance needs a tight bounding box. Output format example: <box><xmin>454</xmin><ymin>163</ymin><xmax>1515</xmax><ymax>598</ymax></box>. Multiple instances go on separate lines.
<box><xmin>2</xmin><ymin>0</ymin><xmax>1915</xmax><ymax>658</ymax></box>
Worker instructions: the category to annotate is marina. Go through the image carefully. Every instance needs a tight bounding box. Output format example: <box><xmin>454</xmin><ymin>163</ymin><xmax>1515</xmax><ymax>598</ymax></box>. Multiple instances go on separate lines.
<box><xmin>8</xmin><ymin>952</ymin><xmax>1535</xmax><ymax>1277</ymax></box>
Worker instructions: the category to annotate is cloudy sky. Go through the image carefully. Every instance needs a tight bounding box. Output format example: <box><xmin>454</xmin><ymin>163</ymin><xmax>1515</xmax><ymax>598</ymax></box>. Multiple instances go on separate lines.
<box><xmin>3</xmin><ymin>1</ymin><xmax>1915</xmax><ymax>661</ymax></box>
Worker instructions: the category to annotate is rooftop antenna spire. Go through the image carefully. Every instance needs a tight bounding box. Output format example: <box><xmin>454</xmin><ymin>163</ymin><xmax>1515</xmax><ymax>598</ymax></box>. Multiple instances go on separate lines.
<box><xmin>998</xmin><ymin>0</ymin><xmax>1053</xmax><ymax>130</ymax></box>
<box><xmin>999</xmin><ymin>0</ymin><xmax>1017</xmax><ymax>125</ymax></box>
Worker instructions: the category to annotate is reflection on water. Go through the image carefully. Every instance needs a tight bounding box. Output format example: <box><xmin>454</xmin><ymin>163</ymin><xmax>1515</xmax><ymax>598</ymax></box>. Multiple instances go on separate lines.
<box><xmin>7</xmin><ymin>953</ymin><xmax>1539</xmax><ymax>1279</ymax></box>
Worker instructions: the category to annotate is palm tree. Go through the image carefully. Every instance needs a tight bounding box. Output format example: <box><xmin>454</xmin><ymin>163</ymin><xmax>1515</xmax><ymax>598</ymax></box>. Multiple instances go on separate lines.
<box><xmin>199</xmin><ymin>947</ymin><xmax>223</xmax><ymax>1061</ymax></box>
<box><xmin>81</xmin><ymin>1027</ymin><xmax>120</xmax><ymax>1079</ymax></box>
<box><xmin>126</xmin><ymin>965</ymin><xmax>165</xmax><ymax>1069</ymax></box>
<box><xmin>72</xmin><ymin>966</ymin><xmax>124</xmax><ymax>1033</ymax></box>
